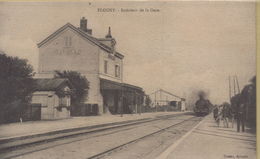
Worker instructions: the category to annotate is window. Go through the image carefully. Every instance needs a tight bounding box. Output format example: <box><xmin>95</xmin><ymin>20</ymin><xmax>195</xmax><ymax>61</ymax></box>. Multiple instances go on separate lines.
<box><xmin>59</xmin><ymin>96</ymin><xmax>69</xmax><ymax>106</ymax></box>
<box><xmin>65</xmin><ymin>36</ymin><xmax>72</xmax><ymax>47</ymax></box>
<box><xmin>67</xmin><ymin>96</ymin><xmax>71</xmax><ymax>106</ymax></box>
<box><xmin>115</xmin><ymin>65</ymin><xmax>120</xmax><ymax>78</ymax></box>
<box><xmin>104</xmin><ymin>60</ymin><xmax>108</xmax><ymax>74</ymax></box>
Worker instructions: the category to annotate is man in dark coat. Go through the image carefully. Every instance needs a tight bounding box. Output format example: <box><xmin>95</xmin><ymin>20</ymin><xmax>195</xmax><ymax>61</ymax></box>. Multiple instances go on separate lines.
<box><xmin>237</xmin><ymin>103</ymin><xmax>246</xmax><ymax>132</ymax></box>
<box><xmin>213</xmin><ymin>106</ymin><xmax>219</xmax><ymax>120</ymax></box>
<box><xmin>222</xmin><ymin>103</ymin><xmax>230</xmax><ymax>128</ymax></box>
<box><xmin>237</xmin><ymin>92</ymin><xmax>248</xmax><ymax>132</ymax></box>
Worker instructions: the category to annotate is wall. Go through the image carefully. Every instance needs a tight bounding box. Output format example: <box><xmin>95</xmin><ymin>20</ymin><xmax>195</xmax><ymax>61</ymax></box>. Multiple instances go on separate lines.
<box><xmin>38</xmin><ymin>27</ymin><xmax>103</xmax><ymax>114</ymax></box>
<box><xmin>53</xmin><ymin>94</ymin><xmax>71</xmax><ymax>119</ymax></box>
<box><xmin>150</xmin><ymin>92</ymin><xmax>181</xmax><ymax>107</ymax></box>
<box><xmin>82</xmin><ymin>74</ymin><xmax>103</xmax><ymax>114</ymax></box>
<box><xmin>32</xmin><ymin>91</ymin><xmax>55</xmax><ymax>119</ymax></box>
<box><xmin>99</xmin><ymin>49</ymin><xmax>123</xmax><ymax>83</ymax></box>
<box><xmin>38</xmin><ymin>27</ymin><xmax>99</xmax><ymax>74</ymax></box>
<box><xmin>32</xmin><ymin>91</ymin><xmax>71</xmax><ymax>119</ymax></box>
<box><xmin>98</xmin><ymin>49</ymin><xmax>124</xmax><ymax>114</ymax></box>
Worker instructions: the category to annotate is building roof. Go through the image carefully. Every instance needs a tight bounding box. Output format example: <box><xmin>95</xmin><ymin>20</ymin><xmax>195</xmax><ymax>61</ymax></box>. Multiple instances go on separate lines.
<box><xmin>37</xmin><ymin>23</ymin><xmax>124</xmax><ymax>59</ymax></box>
<box><xmin>123</xmin><ymin>83</ymin><xmax>143</xmax><ymax>92</ymax></box>
<box><xmin>100</xmin><ymin>78</ymin><xmax>143</xmax><ymax>93</ymax></box>
<box><xmin>34</xmin><ymin>78</ymin><xmax>73</xmax><ymax>91</ymax></box>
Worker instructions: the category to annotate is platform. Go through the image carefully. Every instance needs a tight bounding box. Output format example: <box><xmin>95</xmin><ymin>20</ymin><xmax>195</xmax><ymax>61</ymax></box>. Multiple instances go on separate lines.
<box><xmin>0</xmin><ymin>112</ymin><xmax>185</xmax><ymax>141</ymax></box>
<box><xmin>158</xmin><ymin>114</ymin><xmax>256</xmax><ymax>159</ymax></box>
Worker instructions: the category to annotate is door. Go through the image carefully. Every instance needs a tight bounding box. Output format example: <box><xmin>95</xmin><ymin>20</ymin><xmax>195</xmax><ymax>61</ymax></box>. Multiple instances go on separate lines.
<box><xmin>31</xmin><ymin>104</ymin><xmax>41</xmax><ymax>120</ymax></box>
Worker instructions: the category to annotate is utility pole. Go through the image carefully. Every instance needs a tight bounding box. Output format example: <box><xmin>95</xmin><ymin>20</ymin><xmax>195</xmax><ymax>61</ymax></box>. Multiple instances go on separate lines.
<box><xmin>233</xmin><ymin>76</ymin><xmax>237</xmax><ymax>96</ymax></box>
<box><xmin>166</xmin><ymin>96</ymin><xmax>168</xmax><ymax>112</ymax></box>
<box><xmin>229</xmin><ymin>75</ymin><xmax>232</xmax><ymax>101</ymax></box>
<box><xmin>160</xmin><ymin>89</ymin><xmax>162</xmax><ymax>106</ymax></box>
<box><xmin>235</xmin><ymin>75</ymin><xmax>240</xmax><ymax>94</ymax></box>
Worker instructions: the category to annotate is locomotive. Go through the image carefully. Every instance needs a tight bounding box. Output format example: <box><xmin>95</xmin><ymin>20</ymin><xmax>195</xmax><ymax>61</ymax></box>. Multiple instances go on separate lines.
<box><xmin>194</xmin><ymin>95</ymin><xmax>213</xmax><ymax>116</ymax></box>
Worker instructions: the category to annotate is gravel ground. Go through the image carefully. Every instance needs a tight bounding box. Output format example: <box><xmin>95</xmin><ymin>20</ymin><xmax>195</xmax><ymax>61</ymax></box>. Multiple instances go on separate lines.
<box><xmin>1</xmin><ymin>114</ymin><xmax>197</xmax><ymax>159</ymax></box>
<box><xmin>100</xmin><ymin>117</ymin><xmax>201</xmax><ymax>159</ymax></box>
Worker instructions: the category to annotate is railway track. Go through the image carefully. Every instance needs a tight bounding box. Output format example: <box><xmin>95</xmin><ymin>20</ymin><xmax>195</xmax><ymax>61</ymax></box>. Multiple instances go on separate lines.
<box><xmin>88</xmin><ymin>116</ymin><xmax>202</xmax><ymax>159</ymax></box>
<box><xmin>0</xmin><ymin>113</ymin><xmax>195</xmax><ymax>159</ymax></box>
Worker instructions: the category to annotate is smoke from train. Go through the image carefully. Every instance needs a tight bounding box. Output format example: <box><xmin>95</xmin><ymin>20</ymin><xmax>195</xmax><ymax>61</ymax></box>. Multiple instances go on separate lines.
<box><xmin>193</xmin><ymin>90</ymin><xmax>213</xmax><ymax>116</ymax></box>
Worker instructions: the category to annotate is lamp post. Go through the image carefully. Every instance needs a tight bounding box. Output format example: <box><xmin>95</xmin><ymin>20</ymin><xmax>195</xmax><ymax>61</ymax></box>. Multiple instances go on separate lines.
<box><xmin>135</xmin><ymin>90</ymin><xmax>137</xmax><ymax>114</ymax></box>
<box><xmin>155</xmin><ymin>91</ymin><xmax>157</xmax><ymax>112</ymax></box>
<box><xmin>138</xmin><ymin>93</ymin><xmax>141</xmax><ymax>115</ymax></box>
<box><xmin>121</xmin><ymin>83</ymin><xmax>123</xmax><ymax>117</ymax></box>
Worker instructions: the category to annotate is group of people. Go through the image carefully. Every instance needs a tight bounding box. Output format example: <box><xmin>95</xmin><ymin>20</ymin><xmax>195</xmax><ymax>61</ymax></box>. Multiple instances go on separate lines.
<box><xmin>213</xmin><ymin>102</ymin><xmax>246</xmax><ymax>132</ymax></box>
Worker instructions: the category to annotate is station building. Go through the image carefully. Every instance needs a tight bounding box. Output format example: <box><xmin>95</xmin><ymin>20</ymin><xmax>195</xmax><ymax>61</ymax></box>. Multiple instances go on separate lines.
<box><xmin>150</xmin><ymin>89</ymin><xmax>186</xmax><ymax>112</ymax></box>
<box><xmin>31</xmin><ymin>78</ymin><xmax>73</xmax><ymax>120</ymax></box>
<box><xmin>36</xmin><ymin>17</ymin><xmax>144</xmax><ymax>115</ymax></box>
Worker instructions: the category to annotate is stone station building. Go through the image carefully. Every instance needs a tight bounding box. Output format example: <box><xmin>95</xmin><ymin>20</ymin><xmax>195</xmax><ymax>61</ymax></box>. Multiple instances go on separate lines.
<box><xmin>36</xmin><ymin>17</ymin><xmax>144</xmax><ymax>116</ymax></box>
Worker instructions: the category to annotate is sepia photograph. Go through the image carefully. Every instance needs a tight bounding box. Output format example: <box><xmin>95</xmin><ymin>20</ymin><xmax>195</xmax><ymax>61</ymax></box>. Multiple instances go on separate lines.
<box><xmin>0</xmin><ymin>1</ymin><xmax>257</xmax><ymax>159</ymax></box>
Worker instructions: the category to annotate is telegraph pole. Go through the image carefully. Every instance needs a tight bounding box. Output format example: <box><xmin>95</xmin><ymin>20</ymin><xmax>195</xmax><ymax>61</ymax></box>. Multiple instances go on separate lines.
<box><xmin>166</xmin><ymin>96</ymin><xmax>168</xmax><ymax>112</ymax></box>
<box><xmin>160</xmin><ymin>89</ymin><xmax>162</xmax><ymax>106</ymax></box>
<box><xmin>233</xmin><ymin>76</ymin><xmax>237</xmax><ymax>96</ymax></box>
<box><xmin>235</xmin><ymin>75</ymin><xmax>240</xmax><ymax>94</ymax></box>
<box><xmin>229</xmin><ymin>75</ymin><xmax>232</xmax><ymax>101</ymax></box>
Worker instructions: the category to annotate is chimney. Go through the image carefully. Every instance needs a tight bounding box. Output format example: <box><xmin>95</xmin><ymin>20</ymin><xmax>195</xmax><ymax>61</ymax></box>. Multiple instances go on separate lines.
<box><xmin>105</xmin><ymin>27</ymin><xmax>112</xmax><ymax>38</ymax></box>
<box><xmin>80</xmin><ymin>17</ymin><xmax>87</xmax><ymax>32</ymax></box>
<box><xmin>87</xmin><ymin>29</ymin><xmax>92</xmax><ymax>35</ymax></box>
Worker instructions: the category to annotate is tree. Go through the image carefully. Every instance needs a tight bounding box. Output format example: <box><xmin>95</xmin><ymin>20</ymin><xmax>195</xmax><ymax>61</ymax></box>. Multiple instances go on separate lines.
<box><xmin>0</xmin><ymin>53</ymin><xmax>35</xmax><ymax>123</ymax></box>
<box><xmin>145</xmin><ymin>95</ymin><xmax>152</xmax><ymax>107</ymax></box>
<box><xmin>240</xmin><ymin>75</ymin><xmax>256</xmax><ymax>125</ymax></box>
<box><xmin>54</xmin><ymin>70</ymin><xmax>90</xmax><ymax>104</ymax></box>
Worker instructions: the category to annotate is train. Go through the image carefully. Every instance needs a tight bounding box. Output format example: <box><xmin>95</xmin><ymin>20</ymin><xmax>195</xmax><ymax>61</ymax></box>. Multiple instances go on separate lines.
<box><xmin>194</xmin><ymin>96</ymin><xmax>213</xmax><ymax>116</ymax></box>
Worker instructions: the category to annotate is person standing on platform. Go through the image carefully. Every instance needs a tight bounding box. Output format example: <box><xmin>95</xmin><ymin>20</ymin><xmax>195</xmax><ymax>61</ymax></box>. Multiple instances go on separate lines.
<box><xmin>213</xmin><ymin>105</ymin><xmax>219</xmax><ymax>120</ymax></box>
<box><xmin>216</xmin><ymin>105</ymin><xmax>222</xmax><ymax>127</ymax></box>
<box><xmin>229</xmin><ymin>105</ymin><xmax>235</xmax><ymax>128</ymax></box>
<box><xmin>222</xmin><ymin>103</ymin><xmax>229</xmax><ymax>128</ymax></box>
<box><xmin>237</xmin><ymin>103</ymin><xmax>246</xmax><ymax>132</ymax></box>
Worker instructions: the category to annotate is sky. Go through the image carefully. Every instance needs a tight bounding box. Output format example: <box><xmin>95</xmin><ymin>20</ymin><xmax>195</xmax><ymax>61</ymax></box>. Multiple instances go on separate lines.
<box><xmin>0</xmin><ymin>1</ymin><xmax>256</xmax><ymax>105</ymax></box>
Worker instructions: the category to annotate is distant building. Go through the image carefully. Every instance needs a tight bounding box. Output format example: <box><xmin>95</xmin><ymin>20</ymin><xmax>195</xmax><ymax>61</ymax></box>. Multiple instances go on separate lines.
<box><xmin>31</xmin><ymin>78</ymin><xmax>73</xmax><ymax>120</ymax></box>
<box><xmin>150</xmin><ymin>89</ymin><xmax>186</xmax><ymax>112</ymax></box>
<box><xmin>36</xmin><ymin>17</ymin><xmax>144</xmax><ymax>115</ymax></box>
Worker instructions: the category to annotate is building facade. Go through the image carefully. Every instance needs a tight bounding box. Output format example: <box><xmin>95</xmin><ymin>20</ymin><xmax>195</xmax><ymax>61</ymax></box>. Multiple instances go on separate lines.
<box><xmin>37</xmin><ymin>17</ymin><xmax>144</xmax><ymax>115</ymax></box>
<box><xmin>150</xmin><ymin>89</ymin><xmax>186</xmax><ymax>112</ymax></box>
<box><xmin>31</xmin><ymin>78</ymin><xmax>73</xmax><ymax>120</ymax></box>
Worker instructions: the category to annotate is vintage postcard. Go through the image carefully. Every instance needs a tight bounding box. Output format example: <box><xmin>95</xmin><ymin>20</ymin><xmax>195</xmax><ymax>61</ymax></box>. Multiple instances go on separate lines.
<box><xmin>0</xmin><ymin>1</ymin><xmax>257</xmax><ymax>159</ymax></box>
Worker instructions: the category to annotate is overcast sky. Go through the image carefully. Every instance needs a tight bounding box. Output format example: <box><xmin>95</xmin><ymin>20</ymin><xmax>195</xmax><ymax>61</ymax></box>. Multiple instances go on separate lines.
<box><xmin>0</xmin><ymin>1</ymin><xmax>256</xmax><ymax>104</ymax></box>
